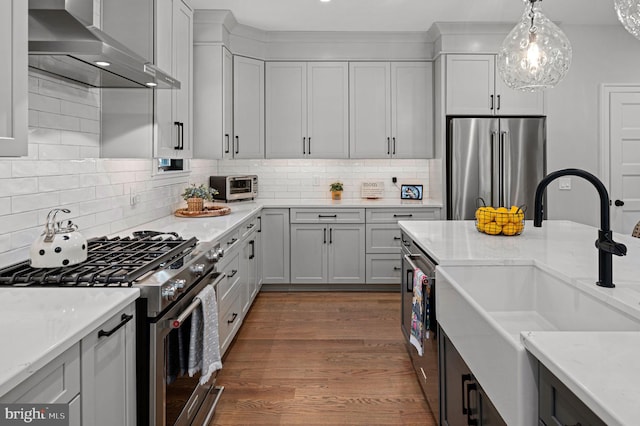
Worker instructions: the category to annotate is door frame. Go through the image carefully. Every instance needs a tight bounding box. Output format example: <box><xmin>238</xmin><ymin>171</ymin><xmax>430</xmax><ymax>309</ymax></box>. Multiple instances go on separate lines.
<box><xmin>599</xmin><ymin>84</ymin><xmax>640</xmax><ymax>189</ymax></box>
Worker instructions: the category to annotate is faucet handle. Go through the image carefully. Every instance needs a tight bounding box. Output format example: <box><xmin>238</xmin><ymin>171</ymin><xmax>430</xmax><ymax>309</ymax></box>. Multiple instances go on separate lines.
<box><xmin>595</xmin><ymin>233</ymin><xmax>627</xmax><ymax>257</ymax></box>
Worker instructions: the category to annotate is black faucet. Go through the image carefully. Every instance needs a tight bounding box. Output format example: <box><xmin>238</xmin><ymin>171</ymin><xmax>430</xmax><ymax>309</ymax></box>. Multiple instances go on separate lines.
<box><xmin>533</xmin><ymin>168</ymin><xmax>627</xmax><ymax>288</ymax></box>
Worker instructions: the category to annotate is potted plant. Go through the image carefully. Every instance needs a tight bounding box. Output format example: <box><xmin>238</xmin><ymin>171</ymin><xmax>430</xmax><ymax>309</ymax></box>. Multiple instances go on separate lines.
<box><xmin>329</xmin><ymin>181</ymin><xmax>343</xmax><ymax>200</ymax></box>
<box><xmin>181</xmin><ymin>184</ymin><xmax>218</xmax><ymax>212</ymax></box>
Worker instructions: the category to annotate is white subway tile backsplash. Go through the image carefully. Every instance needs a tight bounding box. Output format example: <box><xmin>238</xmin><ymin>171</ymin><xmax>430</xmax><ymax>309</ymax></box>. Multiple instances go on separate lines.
<box><xmin>59</xmin><ymin>187</ymin><xmax>96</xmax><ymax>205</ymax></box>
<box><xmin>38</xmin><ymin>175</ymin><xmax>80</xmax><ymax>192</ymax></box>
<box><xmin>61</xmin><ymin>100</ymin><xmax>100</xmax><ymax>120</ymax></box>
<box><xmin>10</xmin><ymin>227</ymin><xmax>42</xmax><ymax>250</ymax></box>
<box><xmin>80</xmin><ymin>119</ymin><xmax>100</xmax><ymax>134</ymax></box>
<box><xmin>29</xmin><ymin>128</ymin><xmax>62</xmax><ymax>145</ymax></box>
<box><xmin>0</xmin><ymin>177</ymin><xmax>38</xmax><ymax>197</ymax></box>
<box><xmin>60</xmin><ymin>130</ymin><xmax>99</xmax><ymax>147</ymax></box>
<box><xmin>38</xmin><ymin>111</ymin><xmax>81</xmax><ymax>132</ymax></box>
<box><xmin>12</xmin><ymin>192</ymin><xmax>61</xmax><ymax>214</ymax></box>
<box><xmin>0</xmin><ymin>211</ymin><xmax>40</xmax><ymax>235</ymax></box>
<box><xmin>80</xmin><ymin>146</ymin><xmax>101</xmax><ymax>158</ymax></box>
<box><xmin>29</xmin><ymin>92</ymin><xmax>61</xmax><ymax>113</ymax></box>
<box><xmin>38</xmin><ymin>144</ymin><xmax>81</xmax><ymax>160</ymax></box>
<box><xmin>38</xmin><ymin>77</ymin><xmax>100</xmax><ymax>107</ymax></box>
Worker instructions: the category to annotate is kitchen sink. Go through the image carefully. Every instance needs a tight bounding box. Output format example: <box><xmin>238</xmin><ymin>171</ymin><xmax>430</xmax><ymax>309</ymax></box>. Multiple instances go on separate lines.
<box><xmin>436</xmin><ymin>264</ymin><xmax>640</xmax><ymax>426</ymax></box>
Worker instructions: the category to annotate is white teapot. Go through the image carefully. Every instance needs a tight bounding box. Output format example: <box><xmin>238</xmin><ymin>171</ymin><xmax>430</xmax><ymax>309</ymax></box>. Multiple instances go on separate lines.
<box><xmin>30</xmin><ymin>209</ymin><xmax>88</xmax><ymax>268</ymax></box>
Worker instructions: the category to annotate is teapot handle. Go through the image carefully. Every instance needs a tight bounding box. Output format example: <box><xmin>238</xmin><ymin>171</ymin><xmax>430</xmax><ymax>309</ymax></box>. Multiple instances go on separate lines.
<box><xmin>44</xmin><ymin>209</ymin><xmax>71</xmax><ymax>242</ymax></box>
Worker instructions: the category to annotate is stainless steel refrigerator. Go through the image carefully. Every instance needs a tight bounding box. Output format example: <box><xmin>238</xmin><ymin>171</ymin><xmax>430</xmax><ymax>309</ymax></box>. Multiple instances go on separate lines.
<box><xmin>447</xmin><ymin>117</ymin><xmax>546</xmax><ymax>220</ymax></box>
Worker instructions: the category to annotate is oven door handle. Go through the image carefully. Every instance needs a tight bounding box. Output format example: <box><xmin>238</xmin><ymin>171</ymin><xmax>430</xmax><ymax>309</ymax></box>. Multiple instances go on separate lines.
<box><xmin>170</xmin><ymin>273</ymin><xmax>226</xmax><ymax>329</ymax></box>
<box><xmin>403</xmin><ymin>254</ymin><xmax>435</xmax><ymax>280</ymax></box>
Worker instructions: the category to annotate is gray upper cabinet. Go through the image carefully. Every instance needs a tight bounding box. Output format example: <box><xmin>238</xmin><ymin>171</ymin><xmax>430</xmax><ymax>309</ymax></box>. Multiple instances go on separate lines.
<box><xmin>233</xmin><ymin>56</ymin><xmax>265</xmax><ymax>159</ymax></box>
<box><xmin>350</xmin><ymin>62</ymin><xmax>433</xmax><ymax>159</ymax></box>
<box><xmin>155</xmin><ymin>0</ymin><xmax>193</xmax><ymax>159</ymax></box>
<box><xmin>445</xmin><ymin>54</ymin><xmax>544</xmax><ymax>116</ymax></box>
<box><xmin>193</xmin><ymin>45</ymin><xmax>233</xmax><ymax>159</ymax></box>
<box><xmin>265</xmin><ymin>62</ymin><xmax>349</xmax><ymax>159</ymax></box>
<box><xmin>0</xmin><ymin>0</ymin><xmax>27</xmax><ymax>157</ymax></box>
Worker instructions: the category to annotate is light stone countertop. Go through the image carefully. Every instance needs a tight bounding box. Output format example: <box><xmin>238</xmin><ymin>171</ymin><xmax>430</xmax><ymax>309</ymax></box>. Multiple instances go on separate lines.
<box><xmin>399</xmin><ymin>219</ymin><xmax>640</xmax><ymax>425</ymax></box>
<box><xmin>0</xmin><ymin>287</ymin><xmax>139</xmax><ymax>398</ymax></box>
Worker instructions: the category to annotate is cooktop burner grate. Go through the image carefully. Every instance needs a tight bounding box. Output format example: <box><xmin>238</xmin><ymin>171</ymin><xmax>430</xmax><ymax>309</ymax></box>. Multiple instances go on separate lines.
<box><xmin>0</xmin><ymin>234</ymin><xmax>198</xmax><ymax>287</ymax></box>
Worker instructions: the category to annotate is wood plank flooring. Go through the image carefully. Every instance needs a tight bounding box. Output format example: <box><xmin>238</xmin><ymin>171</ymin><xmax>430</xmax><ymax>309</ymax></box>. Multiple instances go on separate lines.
<box><xmin>209</xmin><ymin>292</ymin><xmax>435</xmax><ymax>425</ymax></box>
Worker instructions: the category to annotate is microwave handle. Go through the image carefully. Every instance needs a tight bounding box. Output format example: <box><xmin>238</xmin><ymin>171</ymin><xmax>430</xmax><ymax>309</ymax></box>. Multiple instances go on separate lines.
<box><xmin>170</xmin><ymin>273</ymin><xmax>226</xmax><ymax>329</ymax></box>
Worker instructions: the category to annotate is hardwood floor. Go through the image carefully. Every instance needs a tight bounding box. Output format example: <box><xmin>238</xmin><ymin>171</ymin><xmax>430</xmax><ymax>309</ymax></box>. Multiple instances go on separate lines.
<box><xmin>209</xmin><ymin>292</ymin><xmax>435</xmax><ymax>425</ymax></box>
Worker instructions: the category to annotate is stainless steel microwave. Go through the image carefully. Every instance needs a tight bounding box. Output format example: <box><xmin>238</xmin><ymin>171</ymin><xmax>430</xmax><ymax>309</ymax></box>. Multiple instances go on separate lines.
<box><xmin>209</xmin><ymin>175</ymin><xmax>258</xmax><ymax>201</ymax></box>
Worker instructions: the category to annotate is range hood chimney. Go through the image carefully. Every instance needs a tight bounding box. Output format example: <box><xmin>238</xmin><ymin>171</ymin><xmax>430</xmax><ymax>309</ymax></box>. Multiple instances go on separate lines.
<box><xmin>28</xmin><ymin>0</ymin><xmax>180</xmax><ymax>89</ymax></box>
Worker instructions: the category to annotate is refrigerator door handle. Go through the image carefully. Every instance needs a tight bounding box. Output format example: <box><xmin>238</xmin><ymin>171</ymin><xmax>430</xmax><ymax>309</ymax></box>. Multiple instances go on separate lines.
<box><xmin>491</xmin><ymin>131</ymin><xmax>500</xmax><ymax>207</ymax></box>
<box><xmin>501</xmin><ymin>131</ymin><xmax>510</xmax><ymax>207</ymax></box>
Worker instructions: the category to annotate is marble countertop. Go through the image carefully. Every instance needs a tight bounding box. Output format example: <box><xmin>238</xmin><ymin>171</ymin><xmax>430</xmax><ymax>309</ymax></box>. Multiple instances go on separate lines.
<box><xmin>521</xmin><ymin>331</ymin><xmax>639</xmax><ymax>426</ymax></box>
<box><xmin>0</xmin><ymin>287</ymin><xmax>139</xmax><ymax>398</ymax></box>
<box><xmin>399</xmin><ymin>220</ymin><xmax>640</xmax><ymax>424</ymax></box>
<box><xmin>256</xmin><ymin>198</ymin><xmax>443</xmax><ymax>208</ymax></box>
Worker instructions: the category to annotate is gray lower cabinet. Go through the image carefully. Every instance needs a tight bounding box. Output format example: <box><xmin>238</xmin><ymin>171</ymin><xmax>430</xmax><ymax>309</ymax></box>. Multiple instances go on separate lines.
<box><xmin>0</xmin><ymin>304</ymin><xmax>136</xmax><ymax>426</ymax></box>
<box><xmin>261</xmin><ymin>209</ymin><xmax>290</xmax><ymax>284</ymax></box>
<box><xmin>441</xmin><ymin>331</ymin><xmax>506</xmax><ymax>426</ymax></box>
<box><xmin>81</xmin><ymin>304</ymin><xmax>136</xmax><ymax>426</ymax></box>
<box><xmin>290</xmin><ymin>223</ymin><xmax>365</xmax><ymax>284</ymax></box>
<box><xmin>538</xmin><ymin>364</ymin><xmax>605</xmax><ymax>426</ymax></box>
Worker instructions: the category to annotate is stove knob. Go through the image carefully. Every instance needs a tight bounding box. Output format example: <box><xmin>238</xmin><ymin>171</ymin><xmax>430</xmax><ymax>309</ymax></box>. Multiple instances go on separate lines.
<box><xmin>172</xmin><ymin>278</ymin><xmax>187</xmax><ymax>289</ymax></box>
<box><xmin>162</xmin><ymin>285</ymin><xmax>177</xmax><ymax>299</ymax></box>
<box><xmin>216</xmin><ymin>247</ymin><xmax>224</xmax><ymax>258</ymax></box>
<box><xmin>206</xmin><ymin>250</ymin><xmax>219</xmax><ymax>262</ymax></box>
<box><xmin>190</xmin><ymin>263</ymin><xmax>205</xmax><ymax>275</ymax></box>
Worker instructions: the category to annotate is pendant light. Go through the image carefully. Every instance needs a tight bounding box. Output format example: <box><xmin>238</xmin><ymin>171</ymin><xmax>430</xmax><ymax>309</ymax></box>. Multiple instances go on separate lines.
<box><xmin>615</xmin><ymin>0</ymin><xmax>640</xmax><ymax>40</ymax></box>
<box><xmin>497</xmin><ymin>0</ymin><xmax>572</xmax><ymax>92</ymax></box>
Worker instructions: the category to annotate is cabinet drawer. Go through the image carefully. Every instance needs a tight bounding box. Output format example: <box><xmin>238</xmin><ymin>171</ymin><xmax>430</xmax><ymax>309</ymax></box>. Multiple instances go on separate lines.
<box><xmin>366</xmin><ymin>224</ymin><xmax>402</xmax><ymax>253</ymax></box>
<box><xmin>365</xmin><ymin>208</ymin><xmax>441</xmax><ymax>223</ymax></box>
<box><xmin>366</xmin><ymin>254</ymin><xmax>401</xmax><ymax>284</ymax></box>
<box><xmin>1</xmin><ymin>344</ymin><xmax>80</xmax><ymax>404</ymax></box>
<box><xmin>239</xmin><ymin>216</ymin><xmax>259</xmax><ymax>240</ymax></box>
<box><xmin>290</xmin><ymin>208</ymin><xmax>365</xmax><ymax>223</ymax></box>
<box><xmin>220</xmin><ymin>229</ymin><xmax>241</xmax><ymax>254</ymax></box>
<box><xmin>219</xmin><ymin>284</ymin><xmax>243</xmax><ymax>355</ymax></box>
<box><xmin>217</xmin><ymin>249</ymin><xmax>241</xmax><ymax>308</ymax></box>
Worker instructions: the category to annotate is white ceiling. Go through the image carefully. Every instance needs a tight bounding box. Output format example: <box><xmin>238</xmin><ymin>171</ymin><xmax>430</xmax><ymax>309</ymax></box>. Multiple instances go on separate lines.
<box><xmin>189</xmin><ymin>0</ymin><xmax>621</xmax><ymax>32</ymax></box>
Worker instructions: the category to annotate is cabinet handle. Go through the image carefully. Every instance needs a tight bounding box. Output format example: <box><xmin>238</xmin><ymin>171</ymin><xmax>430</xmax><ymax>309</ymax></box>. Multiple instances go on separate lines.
<box><xmin>303</xmin><ymin>137</ymin><xmax>306</xmax><ymax>155</ymax></box>
<box><xmin>98</xmin><ymin>313</ymin><xmax>133</xmax><ymax>339</ymax></box>
<box><xmin>393</xmin><ymin>236</ymin><xmax>402</xmax><ymax>240</ymax></box>
<box><xmin>235</xmin><ymin>136</ymin><xmax>239</xmax><ymax>154</ymax></box>
<box><xmin>228</xmin><ymin>269</ymin><xmax>238</xmax><ymax>278</ymax></box>
<box><xmin>257</xmin><ymin>216</ymin><xmax>262</xmax><ymax>232</ymax></box>
<box><xmin>461</xmin><ymin>374</ymin><xmax>472</xmax><ymax>415</ymax></box>
<box><xmin>496</xmin><ymin>94</ymin><xmax>501</xmax><ymax>111</ymax></box>
<box><xmin>393</xmin><ymin>266</ymin><xmax>402</xmax><ymax>271</ymax></box>
<box><xmin>406</xmin><ymin>268</ymin><xmax>414</xmax><ymax>292</ymax></box>
<box><xmin>394</xmin><ymin>214</ymin><xmax>413</xmax><ymax>218</ymax></box>
<box><xmin>224</xmin><ymin>134</ymin><xmax>230</xmax><ymax>153</ymax></box>
<box><xmin>174</xmin><ymin>121</ymin><xmax>181</xmax><ymax>149</ymax></box>
<box><xmin>323</xmin><ymin>228</ymin><xmax>327</xmax><ymax>244</ymax></box>
<box><xmin>246</xmin><ymin>223</ymin><xmax>255</xmax><ymax>229</ymax></box>
<box><xmin>490</xmin><ymin>94</ymin><xmax>494</xmax><ymax>110</ymax></box>
<box><xmin>318</xmin><ymin>214</ymin><xmax>337</xmax><ymax>218</ymax></box>
<box><xmin>308</xmin><ymin>137</ymin><xmax>311</xmax><ymax>155</ymax></box>
<box><xmin>179</xmin><ymin>122</ymin><xmax>185</xmax><ymax>150</ymax></box>
<box><xmin>392</xmin><ymin>137</ymin><xmax>396</xmax><ymax>155</ymax></box>
<box><xmin>387</xmin><ymin>137</ymin><xmax>391</xmax><ymax>155</ymax></box>
<box><xmin>227</xmin><ymin>237</ymin><xmax>238</xmax><ymax>246</ymax></box>
<box><xmin>227</xmin><ymin>312</ymin><xmax>238</xmax><ymax>324</ymax></box>
<box><xmin>329</xmin><ymin>228</ymin><xmax>333</xmax><ymax>244</ymax></box>
<box><xmin>466</xmin><ymin>382</ymin><xmax>478</xmax><ymax>426</ymax></box>
<box><xmin>249</xmin><ymin>240</ymin><xmax>255</xmax><ymax>259</ymax></box>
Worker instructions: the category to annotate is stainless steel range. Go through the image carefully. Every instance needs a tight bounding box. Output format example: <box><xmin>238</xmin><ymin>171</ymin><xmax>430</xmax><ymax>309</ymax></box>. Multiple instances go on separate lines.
<box><xmin>0</xmin><ymin>231</ymin><xmax>226</xmax><ymax>426</ymax></box>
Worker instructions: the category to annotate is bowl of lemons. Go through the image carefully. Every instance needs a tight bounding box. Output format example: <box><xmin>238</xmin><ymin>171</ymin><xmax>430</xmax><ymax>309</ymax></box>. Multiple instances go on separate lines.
<box><xmin>475</xmin><ymin>205</ymin><xmax>525</xmax><ymax>236</ymax></box>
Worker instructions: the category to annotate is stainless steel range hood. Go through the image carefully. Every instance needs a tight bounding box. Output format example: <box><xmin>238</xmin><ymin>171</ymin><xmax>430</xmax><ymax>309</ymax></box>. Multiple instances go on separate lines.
<box><xmin>28</xmin><ymin>0</ymin><xmax>180</xmax><ymax>89</ymax></box>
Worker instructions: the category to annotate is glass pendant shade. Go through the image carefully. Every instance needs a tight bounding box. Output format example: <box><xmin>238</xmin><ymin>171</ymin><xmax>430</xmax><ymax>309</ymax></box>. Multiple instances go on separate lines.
<box><xmin>497</xmin><ymin>0</ymin><xmax>572</xmax><ymax>92</ymax></box>
<box><xmin>615</xmin><ymin>0</ymin><xmax>640</xmax><ymax>40</ymax></box>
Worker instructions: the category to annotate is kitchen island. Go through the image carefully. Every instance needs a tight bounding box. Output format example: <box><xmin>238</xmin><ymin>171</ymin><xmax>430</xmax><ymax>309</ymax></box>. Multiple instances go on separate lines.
<box><xmin>399</xmin><ymin>219</ymin><xmax>640</xmax><ymax>425</ymax></box>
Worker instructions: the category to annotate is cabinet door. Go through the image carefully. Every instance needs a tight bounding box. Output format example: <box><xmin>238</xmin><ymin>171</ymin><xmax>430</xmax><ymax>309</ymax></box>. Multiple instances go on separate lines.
<box><xmin>391</xmin><ymin>62</ymin><xmax>433</xmax><ymax>159</ymax></box>
<box><xmin>0</xmin><ymin>0</ymin><xmax>27</xmax><ymax>156</ymax></box>
<box><xmin>494</xmin><ymin>75</ymin><xmax>545</xmax><ymax>116</ymax></box>
<box><xmin>349</xmin><ymin>62</ymin><xmax>392</xmax><ymax>159</ymax></box>
<box><xmin>240</xmin><ymin>238</ymin><xmax>253</xmax><ymax>315</ymax></box>
<box><xmin>446</xmin><ymin>55</ymin><xmax>494</xmax><ymax>115</ymax></box>
<box><xmin>308</xmin><ymin>62</ymin><xmax>349</xmax><ymax>158</ymax></box>
<box><xmin>154</xmin><ymin>0</ymin><xmax>176</xmax><ymax>158</ymax></box>
<box><xmin>222</xmin><ymin>47</ymin><xmax>234</xmax><ymax>159</ymax></box>
<box><xmin>81</xmin><ymin>305</ymin><xmax>136</xmax><ymax>426</ymax></box>
<box><xmin>365</xmin><ymin>224</ymin><xmax>402</xmax><ymax>253</ymax></box>
<box><xmin>327</xmin><ymin>224</ymin><xmax>365</xmax><ymax>284</ymax></box>
<box><xmin>442</xmin><ymin>333</ymin><xmax>474</xmax><ymax>426</ymax></box>
<box><xmin>265</xmin><ymin>62</ymin><xmax>307</xmax><ymax>158</ymax></box>
<box><xmin>255</xmin><ymin>216</ymin><xmax>263</xmax><ymax>290</ymax></box>
<box><xmin>290</xmin><ymin>224</ymin><xmax>327</xmax><ymax>284</ymax></box>
<box><xmin>261</xmin><ymin>209</ymin><xmax>290</xmax><ymax>284</ymax></box>
<box><xmin>365</xmin><ymin>254</ymin><xmax>401</xmax><ymax>284</ymax></box>
<box><xmin>233</xmin><ymin>56</ymin><xmax>265</xmax><ymax>159</ymax></box>
<box><xmin>172</xmin><ymin>0</ymin><xmax>193</xmax><ymax>158</ymax></box>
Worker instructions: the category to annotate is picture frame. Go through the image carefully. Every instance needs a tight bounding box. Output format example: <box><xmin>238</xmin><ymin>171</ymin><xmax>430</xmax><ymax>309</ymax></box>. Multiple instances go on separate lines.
<box><xmin>401</xmin><ymin>184</ymin><xmax>423</xmax><ymax>200</ymax></box>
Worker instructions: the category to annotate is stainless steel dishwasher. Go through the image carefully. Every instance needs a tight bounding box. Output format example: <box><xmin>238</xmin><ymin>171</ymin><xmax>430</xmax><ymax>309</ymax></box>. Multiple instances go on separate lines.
<box><xmin>401</xmin><ymin>231</ymin><xmax>439</xmax><ymax>424</ymax></box>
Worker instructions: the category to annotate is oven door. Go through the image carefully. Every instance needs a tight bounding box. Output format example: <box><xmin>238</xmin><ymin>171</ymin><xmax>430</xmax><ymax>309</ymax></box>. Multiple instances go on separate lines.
<box><xmin>149</xmin><ymin>272</ymin><xmax>225</xmax><ymax>426</ymax></box>
<box><xmin>401</xmin><ymin>237</ymin><xmax>439</xmax><ymax>423</ymax></box>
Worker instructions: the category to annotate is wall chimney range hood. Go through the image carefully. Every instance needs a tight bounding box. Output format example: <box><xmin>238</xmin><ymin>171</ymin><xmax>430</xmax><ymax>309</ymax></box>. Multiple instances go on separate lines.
<box><xmin>28</xmin><ymin>0</ymin><xmax>180</xmax><ymax>89</ymax></box>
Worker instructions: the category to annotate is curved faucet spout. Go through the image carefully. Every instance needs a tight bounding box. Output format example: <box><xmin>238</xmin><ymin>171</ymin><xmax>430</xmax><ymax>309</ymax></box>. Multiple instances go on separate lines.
<box><xmin>534</xmin><ymin>168</ymin><xmax>610</xmax><ymax>231</ymax></box>
<box><xmin>533</xmin><ymin>168</ymin><xmax>626</xmax><ymax>288</ymax></box>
